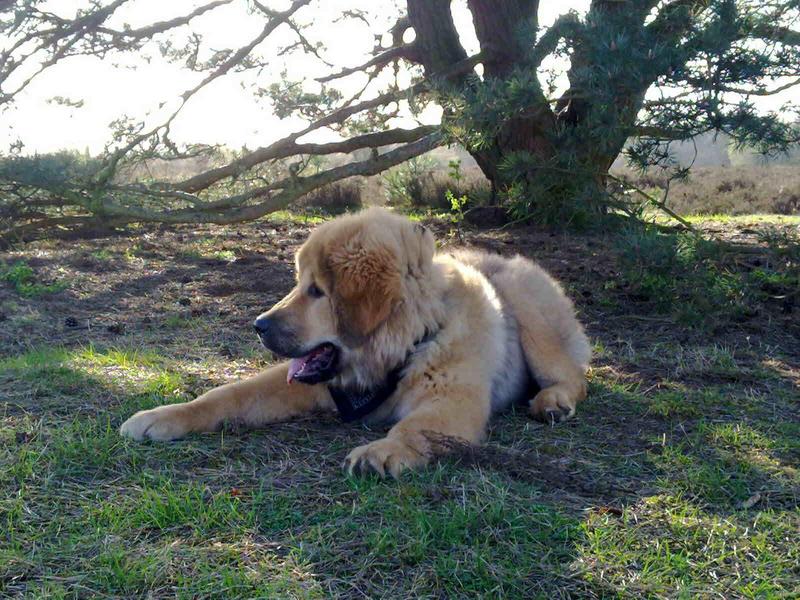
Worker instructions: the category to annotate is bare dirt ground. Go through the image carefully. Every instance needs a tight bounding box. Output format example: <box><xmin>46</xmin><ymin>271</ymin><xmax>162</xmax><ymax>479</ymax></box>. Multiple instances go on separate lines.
<box><xmin>3</xmin><ymin>216</ymin><xmax>798</xmax><ymax>360</ymax></box>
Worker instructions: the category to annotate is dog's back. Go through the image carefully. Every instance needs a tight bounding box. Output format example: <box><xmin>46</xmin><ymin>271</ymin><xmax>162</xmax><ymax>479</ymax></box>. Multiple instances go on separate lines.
<box><xmin>445</xmin><ymin>249</ymin><xmax>591</xmax><ymax>417</ymax></box>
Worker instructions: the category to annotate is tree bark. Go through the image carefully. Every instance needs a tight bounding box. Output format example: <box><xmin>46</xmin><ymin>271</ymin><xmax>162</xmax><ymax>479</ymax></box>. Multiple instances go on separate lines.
<box><xmin>406</xmin><ymin>0</ymin><xmax>468</xmax><ymax>75</ymax></box>
<box><xmin>405</xmin><ymin>0</ymin><xmax>657</xmax><ymax>211</ymax></box>
<box><xmin>466</xmin><ymin>0</ymin><xmax>539</xmax><ymax>77</ymax></box>
<box><xmin>407</xmin><ymin>0</ymin><xmax>560</xmax><ymax>191</ymax></box>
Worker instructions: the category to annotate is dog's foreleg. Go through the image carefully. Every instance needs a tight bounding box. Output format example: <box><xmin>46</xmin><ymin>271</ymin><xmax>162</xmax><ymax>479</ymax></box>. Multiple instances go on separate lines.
<box><xmin>344</xmin><ymin>381</ymin><xmax>491</xmax><ymax>478</ymax></box>
<box><xmin>120</xmin><ymin>362</ymin><xmax>332</xmax><ymax>441</ymax></box>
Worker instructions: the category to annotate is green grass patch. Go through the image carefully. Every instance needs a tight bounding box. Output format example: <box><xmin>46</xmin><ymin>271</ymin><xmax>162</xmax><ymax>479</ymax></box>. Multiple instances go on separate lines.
<box><xmin>264</xmin><ymin>210</ymin><xmax>327</xmax><ymax>225</ymax></box>
<box><xmin>651</xmin><ymin>418</ymin><xmax>797</xmax><ymax>507</ymax></box>
<box><xmin>615</xmin><ymin>225</ymin><xmax>800</xmax><ymax>330</ymax></box>
<box><xmin>615</xmin><ymin>229</ymin><xmax>752</xmax><ymax>328</ymax></box>
<box><xmin>90</xmin><ymin>248</ymin><xmax>114</xmax><ymax>261</ymax></box>
<box><xmin>578</xmin><ymin>495</ymin><xmax>800</xmax><ymax>598</ymax></box>
<box><xmin>646</xmin><ymin>387</ymin><xmax>726</xmax><ymax>419</ymax></box>
<box><xmin>0</xmin><ymin>261</ymin><xmax>67</xmax><ymax>297</ymax></box>
<box><xmin>178</xmin><ymin>238</ymin><xmax>237</xmax><ymax>262</ymax></box>
<box><xmin>0</xmin><ymin>345</ymin><xmax>187</xmax><ymax>413</ymax></box>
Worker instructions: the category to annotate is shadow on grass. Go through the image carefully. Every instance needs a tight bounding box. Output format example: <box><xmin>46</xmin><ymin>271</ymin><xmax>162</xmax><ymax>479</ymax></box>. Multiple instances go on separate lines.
<box><xmin>24</xmin><ymin>236</ymin><xmax>295</xmax><ymax>306</ymax></box>
<box><xmin>2</xmin><ymin>344</ymin><xmax>798</xmax><ymax>598</ymax></box>
<box><xmin>0</xmin><ymin>344</ymin><xmax>587</xmax><ymax>596</ymax></box>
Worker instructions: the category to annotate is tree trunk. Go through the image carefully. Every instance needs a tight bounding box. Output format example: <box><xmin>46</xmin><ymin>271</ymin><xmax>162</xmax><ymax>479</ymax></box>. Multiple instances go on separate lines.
<box><xmin>466</xmin><ymin>0</ymin><xmax>558</xmax><ymax>185</ymax></box>
<box><xmin>407</xmin><ymin>0</ymin><xmax>568</xmax><ymax>193</ymax></box>
<box><xmin>406</xmin><ymin>0</ymin><xmax>642</xmax><ymax>217</ymax></box>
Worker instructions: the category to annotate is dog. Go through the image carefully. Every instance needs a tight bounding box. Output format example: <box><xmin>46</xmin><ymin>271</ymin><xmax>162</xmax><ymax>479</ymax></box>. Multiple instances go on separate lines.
<box><xmin>121</xmin><ymin>208</ymin><xmax>591</xmax><ymax>477</ymax></box>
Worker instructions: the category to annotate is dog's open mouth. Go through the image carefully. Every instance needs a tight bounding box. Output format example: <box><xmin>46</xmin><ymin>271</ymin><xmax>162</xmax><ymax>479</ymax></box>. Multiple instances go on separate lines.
<box><xmin>286</xmin><ymin>343</ymin><xmax>339</xmax><ymax>385</ymax></box>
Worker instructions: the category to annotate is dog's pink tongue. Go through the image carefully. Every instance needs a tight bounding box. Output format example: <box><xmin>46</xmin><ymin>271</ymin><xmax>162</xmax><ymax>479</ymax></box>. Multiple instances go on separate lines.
<box><xmin>286</xmin><ymin>358</ymin><xmax>307</xmax><ymax>384</ymax></box>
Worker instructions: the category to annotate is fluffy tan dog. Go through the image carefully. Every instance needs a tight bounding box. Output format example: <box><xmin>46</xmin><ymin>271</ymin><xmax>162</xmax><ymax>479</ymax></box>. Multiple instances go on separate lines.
<box><xmin>121</xmin><ymin>208</ymin><xmax>590</xmax><ymax>477</ymax></box>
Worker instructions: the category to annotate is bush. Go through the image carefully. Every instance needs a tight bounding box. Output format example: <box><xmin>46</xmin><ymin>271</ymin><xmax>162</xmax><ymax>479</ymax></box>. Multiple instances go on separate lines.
<box><xmin>1</xmin><ymin>261</ymin><xmax>67</xmax><ymax>297</ymax></box>
<box><xmin>383</xmin><ymin>157</ymin><xmax>492</xmax><ymax>211</ymax></box>
<box><xmin>0</xmin><ymin>150</ymin><xmax>101</xmax><ymax>188</ymax></box>
<box><xmin>383</xmin><ymin>156</ymin><xmax>439</xmax><ymax>208</ymax></box>
<box><xmin>293</xmin><ymin>181</ymin><xmax>363</xmax><ymax>215</ymax></box>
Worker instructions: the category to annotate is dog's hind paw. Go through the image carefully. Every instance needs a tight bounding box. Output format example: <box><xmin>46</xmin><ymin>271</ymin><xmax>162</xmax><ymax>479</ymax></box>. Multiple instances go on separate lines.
<box><xmin>530</xmin><ymin>387</ymin><xmax>577</xmax><ymax>424</ymax></box>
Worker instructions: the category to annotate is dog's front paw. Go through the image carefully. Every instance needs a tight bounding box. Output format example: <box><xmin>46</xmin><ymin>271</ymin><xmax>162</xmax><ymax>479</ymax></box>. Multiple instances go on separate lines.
<box><xmin>344</xmin><ymin>437</ymin><xmax>426</xmax><ymax>479</ymax></box>
<box><xmin>530</xmin><ymin>387</ymin><xmax>576</xmax><ymax>424</ymax></box>
<box><xmin>120</xmin><ymin>404</ymin><xmax>191</xmax><ymax>441</ymax></box>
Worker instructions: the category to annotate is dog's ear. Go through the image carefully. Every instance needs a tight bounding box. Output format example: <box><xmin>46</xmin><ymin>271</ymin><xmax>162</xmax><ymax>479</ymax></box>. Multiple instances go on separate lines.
<box><xmin>328</xmin><ymin>240</ymin><xmax>401</xmax><ymax>341</ymax></box>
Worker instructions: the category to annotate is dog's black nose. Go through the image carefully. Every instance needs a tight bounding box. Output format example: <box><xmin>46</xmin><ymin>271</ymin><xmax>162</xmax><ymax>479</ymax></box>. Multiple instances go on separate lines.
<box><xmin>253</xmin><ymin>315</ymin><xmax>272</xmax><ymax>335</ymax></box>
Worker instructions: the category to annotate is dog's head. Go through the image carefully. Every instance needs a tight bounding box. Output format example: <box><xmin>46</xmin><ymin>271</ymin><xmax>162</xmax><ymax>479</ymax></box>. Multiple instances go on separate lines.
<box><xmin>253</xmin><ymin>208</ymin><xmax>435</xmax><ymax>385</ymax></box>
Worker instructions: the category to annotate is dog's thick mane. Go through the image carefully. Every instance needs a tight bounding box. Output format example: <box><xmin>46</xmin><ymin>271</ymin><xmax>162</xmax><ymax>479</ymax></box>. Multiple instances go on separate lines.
<box><xmin>335</xmin><ymin>250</ymin><xmax>447</xmax><ymax>390</ymax></box>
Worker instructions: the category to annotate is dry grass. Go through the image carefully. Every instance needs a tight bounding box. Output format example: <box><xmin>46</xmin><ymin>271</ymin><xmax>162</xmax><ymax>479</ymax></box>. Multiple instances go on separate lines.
<box><xmin>617</xmin><ymin>165</ymin><xmax>800</xmax><ymax>216</ymax></box>
<box><xmin>374</xmin><ymin>161</ymin><xmax>799</xmax><ymax>218</ymax></box>
<box><xmin>292</xmin><ymin>180</ymin><xmax>364</xmax><ymax>215</ymax></box>
<box><xmin>116</xmin><ymin>151</ymin><xmax>800</xmax><ymax>219</ymax></box>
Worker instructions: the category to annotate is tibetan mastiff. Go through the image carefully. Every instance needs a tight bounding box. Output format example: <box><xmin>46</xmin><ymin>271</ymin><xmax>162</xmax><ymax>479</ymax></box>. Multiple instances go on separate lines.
<box><xmin>121</xmin><ymin>208</ymin><xmax>590</xmax><ymax>477</ymax></box>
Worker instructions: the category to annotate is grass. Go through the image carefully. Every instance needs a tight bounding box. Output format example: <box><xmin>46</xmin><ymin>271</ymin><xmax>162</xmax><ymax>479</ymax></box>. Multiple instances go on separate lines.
<box><xmin>617</xmin><ymin>164</ymin><xmax>800</xmax><ymax>216</ymax></box>
<box><xmin>682</xmin><ymin>213</ymin><xmax>800</xmax><ymax>225</ymax></box>
<box><xmin>90</xmin><ymin>248</ymin><xmax>114</xmax><ymax>261</ymax></box>
<box><xmin>578</xmin><ymin>496</ymin><xmax>799</xmax><ymax>598</ymax></box>
<box><xmin>266</xmin><ymin>209</ymin><xmax>327</xmax><ymax>225</ymax></box>
<box><xmin>1</xmin><ymin>214</ymin><xmax>798</xmax><ymax>598</ymax></box>
<box><xmin>2</xmin><ymin>336</ymin><xmax>797</xmax><ymax>598</ymax></box>
<box><xmin>0</xmin><ymin>261</ymin><xmax>67</xmax><ymax>297</ymax></box>
<box><xmin>614</xmin><ymin>224</ymin><xmax>799</xmax><ymax>331</ymax></box>
<box><xmin>178</xmin><ymin>237</ymin><xmax>238</xmax><ymax>262</ymax></box>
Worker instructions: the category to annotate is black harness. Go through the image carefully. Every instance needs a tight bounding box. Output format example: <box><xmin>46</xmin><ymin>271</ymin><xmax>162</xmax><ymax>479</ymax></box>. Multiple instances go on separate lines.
<box><xmin>327</xmin><ymin>332</ymin><xmax>433</xmax><ymax>423</ymax></box>
<box><xmin>327</xmin><ymin>364</ymin><xmax>404</xmax><ymax>422</ymax></box>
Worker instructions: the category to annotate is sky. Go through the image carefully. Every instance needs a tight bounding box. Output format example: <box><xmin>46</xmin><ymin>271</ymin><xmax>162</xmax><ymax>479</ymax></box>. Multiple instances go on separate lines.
<box><xmin>0</xmin><ymin>0</ymin><xmax>590</xmax><ymax>153</ymax></box>
<box><xmin>1</xmin><ymin>0</ymin><xmax>796</xmax><ymax>154</ymax></box>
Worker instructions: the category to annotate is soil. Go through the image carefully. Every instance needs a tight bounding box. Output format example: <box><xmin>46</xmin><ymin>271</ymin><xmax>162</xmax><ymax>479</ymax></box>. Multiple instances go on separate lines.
<box><xmin>2</xmin><ymin>217</ymin><xmax>798</xmax><ymax>378</ymax></box>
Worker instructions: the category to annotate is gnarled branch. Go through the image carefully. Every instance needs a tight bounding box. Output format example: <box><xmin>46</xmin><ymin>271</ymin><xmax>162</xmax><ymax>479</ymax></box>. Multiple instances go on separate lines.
<box><xmin>316</xmin><ymin>44</ymin><xmax>418</xmax><ymax>83</ymax></box>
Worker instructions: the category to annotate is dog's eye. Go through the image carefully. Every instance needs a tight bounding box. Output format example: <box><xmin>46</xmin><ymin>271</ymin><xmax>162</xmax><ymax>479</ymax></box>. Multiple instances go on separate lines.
<box><xmin>307</xmin><ymin>283</ymin><xmax>325</xmax><ymax>298</ymax></box>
